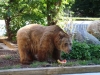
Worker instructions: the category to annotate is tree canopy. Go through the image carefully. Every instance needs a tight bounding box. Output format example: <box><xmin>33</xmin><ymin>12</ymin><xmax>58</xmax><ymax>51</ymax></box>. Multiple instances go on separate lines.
<box><xmin>0</xmin><ymin>0</ymin><xmax>68</xmax><ymax>40</ymax></box>
<box><xmin>71</xmin><ymin>0</ymin><xmax>100</xmax><ymax>17</ymax></box>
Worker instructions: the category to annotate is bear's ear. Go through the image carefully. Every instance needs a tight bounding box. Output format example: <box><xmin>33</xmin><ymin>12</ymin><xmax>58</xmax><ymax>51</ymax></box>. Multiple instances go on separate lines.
<box><xmin>59</xmin><ymin>31</ymin><xmax>65</xmax><ymax>39</ymax></box>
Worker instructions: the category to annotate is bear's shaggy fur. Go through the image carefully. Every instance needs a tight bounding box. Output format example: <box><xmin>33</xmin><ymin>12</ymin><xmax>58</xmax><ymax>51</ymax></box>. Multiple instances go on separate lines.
<box><xmin>17</xmin><ymin>24</ymin><xmax>72</xmax><ymax>64</ymax></box>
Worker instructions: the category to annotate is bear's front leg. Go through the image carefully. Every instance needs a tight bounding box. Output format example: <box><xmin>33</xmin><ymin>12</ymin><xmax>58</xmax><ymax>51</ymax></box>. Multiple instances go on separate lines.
<box><xmin>38</xmin><ymin>33</ymin><xmax>51</xmax><ymax>62</ymax></box>
<box><xmin>37</xmin><ymin>50</ymin><xmax>47</xmax><ymax>62</ymax></box>
<box><xmin>52</xmin><ymin>50</ymin><xmax>61</xmax><ymax>60</ymax></box>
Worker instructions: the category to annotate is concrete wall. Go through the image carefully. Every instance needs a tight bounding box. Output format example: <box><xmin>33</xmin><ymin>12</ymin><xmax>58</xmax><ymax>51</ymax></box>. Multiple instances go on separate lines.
<box><xmin>0</xmin><ymin>65</ymin><xmax>100</xmax><ymax>75</ymax></box>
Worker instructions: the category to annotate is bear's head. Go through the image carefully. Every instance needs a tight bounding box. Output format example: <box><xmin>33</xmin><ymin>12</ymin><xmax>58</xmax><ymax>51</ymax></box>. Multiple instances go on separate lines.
<box><xmin>54</xmin><ymin>31</ymin><xmax>72</xmax><ymax>53</ymax></box>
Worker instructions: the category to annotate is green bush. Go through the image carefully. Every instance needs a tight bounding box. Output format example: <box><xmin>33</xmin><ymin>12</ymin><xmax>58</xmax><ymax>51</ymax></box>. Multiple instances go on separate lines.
<box><xmin>89</xmin><ymin>44</ymin><xmax>100</xmax><ymax>59</ymax></box>
<box><xmin>61</xmin><ymin>41</ymin><xmax>100</xmax><ymax>60</ymax></box>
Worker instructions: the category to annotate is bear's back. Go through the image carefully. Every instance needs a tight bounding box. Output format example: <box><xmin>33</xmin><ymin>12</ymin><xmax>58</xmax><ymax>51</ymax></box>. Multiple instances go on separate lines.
<box><xmin>17</xmin><ymin>24</ymin><xmax>63</xmax><ymax>40</ymax></box>
<box><xmin>17</xmin><ymin>24</ymin><xmax>45</xmax><ymax>35</ymax></box>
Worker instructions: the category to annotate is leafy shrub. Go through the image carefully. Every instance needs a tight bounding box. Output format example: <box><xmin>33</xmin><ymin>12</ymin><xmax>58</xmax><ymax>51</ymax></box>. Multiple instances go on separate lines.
<box><xmin>61</xmin><ymin>41</ymin><xmax>100</xmax><ymax>60</ymax></box>
<box><xmin>89</xmin><ymin>44</ymin><xmax>100</xmax><ymax>59</ymax></box>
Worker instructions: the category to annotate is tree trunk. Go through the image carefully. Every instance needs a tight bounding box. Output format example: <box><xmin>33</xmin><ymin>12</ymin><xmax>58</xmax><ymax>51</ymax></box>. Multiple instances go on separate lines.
<box><xmin>4</xmin><ymin>0</ymin><xmax>13</xmax><ymax>41</ymax></box>
<box><xmin>5</xmin><ymin>17</ymin><xmax>11</xmax><ymax>40</ymax></box>
<box><xmin>47</xmin><ymin>0</ymin><xmax>62</xmax><ymax>26</ymax></box>
<box><xmin>47</xmin><ymin>0</ymin><xmax>52</xmax><ymax>26</ymax></box>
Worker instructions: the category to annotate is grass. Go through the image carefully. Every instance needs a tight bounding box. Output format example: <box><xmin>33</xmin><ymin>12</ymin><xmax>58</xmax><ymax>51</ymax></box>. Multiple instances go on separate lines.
<box><xmin>57</xmin><ymin>59</ymin><xmax>100</xmax><ymax>66</ymax></box>
<box><xmin>30</xmin><ymin>59</ymin><xmax>100</xmax><ymax>67</ymax></box>
<box><xmin>0</xmin><ymin>59</ymin><xmax>100</xmax><ymax>70</ymax></box>
<box><xmin>91</xmin><ymin>59</ymin><xmax>100</xmax><ymax>64</ymax></box>
<box><xmin>4</xmin><ymin>55</ymin><xmax>12</xmax><ymax>60</ymax></box>
<box><xmin>30</xmin><ymin>61</ymin><xmax>48</xmax><ymax>68</ymax></box>
<box><xmin>0</xmin><ymin>65</ymin><xmax>21</xmax><ymax>70</ymax></box>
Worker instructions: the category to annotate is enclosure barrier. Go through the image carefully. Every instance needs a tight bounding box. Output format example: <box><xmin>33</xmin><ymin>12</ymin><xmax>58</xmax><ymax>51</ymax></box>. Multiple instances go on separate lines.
<box><xmin>0</xmin><ymin>65</ymin><xmax>100</xmax><ymax>75</ymax></box>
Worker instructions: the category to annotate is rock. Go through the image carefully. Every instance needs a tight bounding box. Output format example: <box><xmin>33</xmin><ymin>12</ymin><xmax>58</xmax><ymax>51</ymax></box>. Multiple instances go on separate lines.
<box><xmin>73</xmin><ymin>30</ymin><xmax>100</xmax><ymax>44</ymax></box>
<box><xmin>65</xmin><ymin>22</ymin><xmax>100</xmax><ymax>45</ymax></box>
<box><xmin>87</xmin><ymin>20</ymin><xmax>100</xmax><ymax>40</ymax></box>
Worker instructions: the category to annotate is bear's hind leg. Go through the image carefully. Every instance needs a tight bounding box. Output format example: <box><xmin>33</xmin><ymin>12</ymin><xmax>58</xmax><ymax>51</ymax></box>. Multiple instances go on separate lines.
<box><xmin>19</xmin><ymin>49</ymin><xmax>33</xmax><ymax>64</ymax></box>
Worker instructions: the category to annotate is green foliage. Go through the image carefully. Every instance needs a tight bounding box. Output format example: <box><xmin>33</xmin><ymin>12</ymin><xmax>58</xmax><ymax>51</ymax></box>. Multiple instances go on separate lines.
<box><xmin>91</xmin><ymin>59</ymin><xmax>100</xmax><ymax>64</ymax></box>
<box><xmin>71</xmin><ymin>0</ymin><xmax>100</xmax><ymax>17</ymax></box>
<box><xmin>78</xmin><ymin>60</ymin><xmax>89</xmax><ymax>65</ymax></box>
<box><xmin>64</xmin><ymin>0</ymin><xmax>75</xmax><ymax>16</ymax></box>
<box><xmin>62</xmin><ymin>41</ymin><xmax>100</xmax><ymax>60</ymax></box>
<box><xmin>0</xmin><ymin>0</ymin><xmax>68</xmax><ymax>41</ymax></box>
<box><xmin>89</xmin><ymin>44</ymin><xmax>100</xmax><ymax>59</ymax></box>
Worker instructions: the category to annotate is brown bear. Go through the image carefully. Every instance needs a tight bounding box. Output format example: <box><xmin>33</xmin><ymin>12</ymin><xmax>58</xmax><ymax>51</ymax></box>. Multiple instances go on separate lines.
<box><xmin>17</xmin><ymin>24</ymin><xmax>72</xmax><ymax>64</ymax></box>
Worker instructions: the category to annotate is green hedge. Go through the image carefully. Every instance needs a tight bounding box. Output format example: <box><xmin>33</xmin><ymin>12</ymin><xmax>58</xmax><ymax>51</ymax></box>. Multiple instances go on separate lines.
<box><xmin>61</xmin><ymin>41</ymin><xmax>100</xmax><ymax>60</ymax></box>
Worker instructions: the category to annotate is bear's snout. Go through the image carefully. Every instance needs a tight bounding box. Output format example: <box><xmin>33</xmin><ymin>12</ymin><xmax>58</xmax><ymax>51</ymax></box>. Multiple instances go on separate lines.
<box><xmin>66</xmin><ymin>47</ymin><xmax>72</xmax><ymax>53</ymax></box>
<box><xmin>69</xmin><ymin>47</ymin><xmax>72</xmax><ymax>51</ymax></box>
<box><xmin>69</xmin><ymin>48</ymin><xmax>72</xmax><ymax>53</ymax></box>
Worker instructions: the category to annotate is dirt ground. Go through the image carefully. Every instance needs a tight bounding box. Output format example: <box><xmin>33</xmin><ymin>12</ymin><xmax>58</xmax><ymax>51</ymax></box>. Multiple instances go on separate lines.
<box><xmin>0</xmin><ymin>42</ymin><xmax>35</xmax><ymax>69</ymax></box>
<box><xmin>1</xmin><ymin>42</ymin><xmax>99</xmax><ymax>70</ymax></box>
<box><xmin>0</xmin><ymin>42</ymin><xmax>59</xmax><ymax>69</ymax></box>
<box><xmin>0</xmin><ymin>49</ymin><xmax>19</xmax><ymax>67</ymax></box>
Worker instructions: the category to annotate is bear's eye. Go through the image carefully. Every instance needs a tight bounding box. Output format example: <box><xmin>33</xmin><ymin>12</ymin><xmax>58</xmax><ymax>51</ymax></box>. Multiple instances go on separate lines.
<box><xmin>65</xmin><ymin>43</ymin><xmax>68</xmax><ymax>46</ymax></box>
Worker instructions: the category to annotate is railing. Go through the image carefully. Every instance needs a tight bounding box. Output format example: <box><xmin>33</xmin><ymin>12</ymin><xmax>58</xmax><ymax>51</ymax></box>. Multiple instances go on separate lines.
<box><xmin>67</xmin><ymin>17</ymin><xmax>100</xmax><ymax>20</ymax></box>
